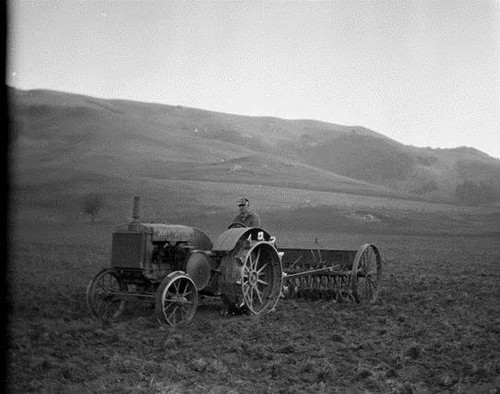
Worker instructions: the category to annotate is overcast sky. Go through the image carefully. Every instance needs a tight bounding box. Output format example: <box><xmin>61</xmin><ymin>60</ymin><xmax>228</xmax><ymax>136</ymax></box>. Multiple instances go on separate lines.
<box><xmin>7</xmin><ymin>0</ymin><xmax>500</xmax><ymax>159</ymax></box>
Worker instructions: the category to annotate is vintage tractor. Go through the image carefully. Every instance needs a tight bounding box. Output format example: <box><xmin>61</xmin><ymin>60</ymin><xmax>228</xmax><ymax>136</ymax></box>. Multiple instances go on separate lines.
<box><xmin>86</xmin><ymin>197</ymin><xmax>382</xmax><ymax>326</ymax></box>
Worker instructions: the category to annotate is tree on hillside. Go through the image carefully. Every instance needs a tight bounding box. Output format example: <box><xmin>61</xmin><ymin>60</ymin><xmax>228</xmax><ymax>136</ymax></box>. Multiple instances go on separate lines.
<box><xmin>83</xmin><ymin>193</ymin><xmax>104</xmax><ymax>222</ymax></box>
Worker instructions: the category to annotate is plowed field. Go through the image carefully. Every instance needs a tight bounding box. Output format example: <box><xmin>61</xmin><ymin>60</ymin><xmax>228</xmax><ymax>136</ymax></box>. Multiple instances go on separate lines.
<box><xmin>7</xmin><ymin>219</ymin><xmax>500</xmax><ymax>393</ymax></box>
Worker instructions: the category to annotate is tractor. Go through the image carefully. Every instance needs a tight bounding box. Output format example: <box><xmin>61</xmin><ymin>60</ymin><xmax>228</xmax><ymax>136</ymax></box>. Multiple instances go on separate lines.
<box><xmin>87</xmin><ymin>197</ymin><xmax>381</xmax><ymax>326</ymax></box>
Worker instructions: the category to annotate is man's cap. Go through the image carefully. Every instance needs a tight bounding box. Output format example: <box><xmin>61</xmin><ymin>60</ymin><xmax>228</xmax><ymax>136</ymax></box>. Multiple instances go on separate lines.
<box><xmin>237</xmin><ymin>198</ymin><xmax>249</xmax><ymax>206</ymax></box>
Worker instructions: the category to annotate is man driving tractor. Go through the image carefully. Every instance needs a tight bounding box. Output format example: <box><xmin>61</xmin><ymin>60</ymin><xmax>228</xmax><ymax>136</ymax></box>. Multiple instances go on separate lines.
<box><xmin>232</xmin><ymin>198</ymin><xmax>260</xmax><ymax>227</ymax></box>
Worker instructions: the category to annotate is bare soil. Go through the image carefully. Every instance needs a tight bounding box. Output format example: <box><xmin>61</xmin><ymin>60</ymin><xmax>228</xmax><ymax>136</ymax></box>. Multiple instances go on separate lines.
<box><xmin>6</xmin><ymin>217</ymin><xmax>500</xmax><ymax>393</ymax></box>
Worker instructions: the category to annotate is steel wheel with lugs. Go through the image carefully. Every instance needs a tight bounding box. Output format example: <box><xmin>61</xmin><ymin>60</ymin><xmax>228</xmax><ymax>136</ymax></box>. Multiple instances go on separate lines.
<box><xmin>221</xmin><ymin>241</ymin><xmax>283</xmax><ymax>315</ymax></box>
<box><xmin>86</xmin><ymin>268</ymin><xmax>127</xmax><ymax>321</ymax></box>
<box><xmin>155</xmin><ymin>271</ymin><xmax>198</xmax><ymax>326</ymax></box>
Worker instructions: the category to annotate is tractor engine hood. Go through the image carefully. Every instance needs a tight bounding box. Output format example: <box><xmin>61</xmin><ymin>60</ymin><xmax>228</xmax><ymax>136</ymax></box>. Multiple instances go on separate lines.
<box><xmin>114</xmin><ymin>222</ymin><xmax>213</xmax><ymax>249</ymax></box>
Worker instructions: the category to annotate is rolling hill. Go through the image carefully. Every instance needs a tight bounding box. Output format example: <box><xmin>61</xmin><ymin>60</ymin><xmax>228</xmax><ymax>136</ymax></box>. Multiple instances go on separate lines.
<box><xmin>7</xmin><ymin>87</ymin><xmax>500</xmax><ymax>227</ymax></box>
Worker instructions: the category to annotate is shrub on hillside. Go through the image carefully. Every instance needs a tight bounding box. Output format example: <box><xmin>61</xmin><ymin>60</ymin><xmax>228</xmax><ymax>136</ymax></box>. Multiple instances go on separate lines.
<box><xmin>303</xmin><ymin>133</ymin><xmax>416</xmax><ymax>182</ymax></box>
<box><xmin>454</xmin><ymin>181</ymin><xmax>498</xmax><ymax>205</ymax></box>
<box><xmin>455</xmin><ymin>160</ymin><xmax>500</xmax><ymax>184</ymax></box>
<box><xmin>412</xmin><ymin>179</ymin><xmax>438</xmax><ymax>194</ymax></box>
<box><xmin>416</xmin><ymin>155</ymin><xmax>438</xmax><ymax>166</ymax></box>
<box><xmin>82</xmin><ymin>193</ymin><xmax>104</xmax><ymax>222</ymax></box>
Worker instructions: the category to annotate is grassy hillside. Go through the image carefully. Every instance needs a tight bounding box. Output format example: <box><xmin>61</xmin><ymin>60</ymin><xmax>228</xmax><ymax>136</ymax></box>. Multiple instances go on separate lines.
<box><xmin>8</xmin><ymin>87</ymin><xmax>500</xmax><ymax>223</ymax></box>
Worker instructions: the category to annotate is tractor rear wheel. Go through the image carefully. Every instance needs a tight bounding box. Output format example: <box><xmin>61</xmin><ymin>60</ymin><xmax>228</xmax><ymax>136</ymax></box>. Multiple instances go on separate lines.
<box><xmin>220</xmin><ymin>241</ymin><xmax>283</xmax><ymax>315</ymax></box>
<box><xmin>86</xmin><ymin>268</ymin><xmax>127</xmax><ymax>321</ymax></box>
<box><xmin>155</xmin><ymin>271</ymin><xmax>198</xmax><ymax>326</ymax></box>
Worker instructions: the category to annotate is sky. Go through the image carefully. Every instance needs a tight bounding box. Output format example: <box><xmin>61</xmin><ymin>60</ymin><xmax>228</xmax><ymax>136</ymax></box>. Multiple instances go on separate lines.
<box><xmin>7</xmin><ymin>0</ymin><xmax>500</xmax><ymax>159</ymax></box>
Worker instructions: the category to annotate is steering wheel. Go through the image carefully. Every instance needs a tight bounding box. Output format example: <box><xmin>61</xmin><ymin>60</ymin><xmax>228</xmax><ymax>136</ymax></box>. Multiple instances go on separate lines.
<box><xmin>228</xmin><ymin>222</ymin><xmax>248</xmax><ymax>229</ymax></box>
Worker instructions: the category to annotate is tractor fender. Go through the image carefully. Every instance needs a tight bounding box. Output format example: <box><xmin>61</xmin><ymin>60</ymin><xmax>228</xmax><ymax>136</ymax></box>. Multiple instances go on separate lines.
<box><xmin>212</xmin><ymin>227</ymin><xmax>274</xmax><ymax>252</ymax></box>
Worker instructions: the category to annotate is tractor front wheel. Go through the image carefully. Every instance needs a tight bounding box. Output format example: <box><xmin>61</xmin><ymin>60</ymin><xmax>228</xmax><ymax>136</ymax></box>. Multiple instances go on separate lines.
<box><xmin>155</xmin><ymin>271</ymin><xmax>198</xmax><ymax>326</ymax></box>
<box><xmin>86</xmin><ymin>268</ymin><xmax>127</xmax><ymax>322</ymax></box>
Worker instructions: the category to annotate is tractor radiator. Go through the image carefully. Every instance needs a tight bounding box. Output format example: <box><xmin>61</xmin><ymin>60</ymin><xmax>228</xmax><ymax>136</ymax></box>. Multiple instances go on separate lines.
<box><xmin>111</xmin><ymin>232</ymin><xmax>146</xmax><ymax>269</ymax></box>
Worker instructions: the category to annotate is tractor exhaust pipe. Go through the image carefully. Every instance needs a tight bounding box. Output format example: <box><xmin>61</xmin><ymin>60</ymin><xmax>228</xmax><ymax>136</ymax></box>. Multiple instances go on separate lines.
<box><xmin>132</xmin><ymin>195</ymin><xmax>140</xmax><ymax>222</ymax></box>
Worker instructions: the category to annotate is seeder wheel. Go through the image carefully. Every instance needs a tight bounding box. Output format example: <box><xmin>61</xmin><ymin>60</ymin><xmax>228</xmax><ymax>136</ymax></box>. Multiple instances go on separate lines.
<box><xmin>86</xmin><ymin>268</ymin><xmax>127</xmax><ymax>321</ymax></box>
<box><xmin>155</xmin><ymin>271</ymin><xmax>198</xmax><ymax>326</ymax></box>
<box><xmin>350</xmin><ymin>244</ymin><xmax>382</xmax><ymax>303</ymax></box>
